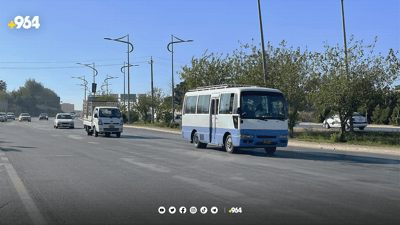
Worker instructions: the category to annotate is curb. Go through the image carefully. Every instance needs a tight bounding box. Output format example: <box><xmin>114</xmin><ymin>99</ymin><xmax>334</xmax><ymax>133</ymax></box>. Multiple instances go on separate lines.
<box><xmin>124</xmin><ymin>125</ymin><xmax>181</xmax><ymax>134</ymax></box>
<box><xmin>288</xmin><ymin>140</ymin><xmax>400</xmax><ymax>156</ymax></box>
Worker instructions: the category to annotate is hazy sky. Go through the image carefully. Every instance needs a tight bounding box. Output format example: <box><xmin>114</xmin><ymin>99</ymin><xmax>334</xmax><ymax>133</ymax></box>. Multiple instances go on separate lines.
<box><xmin>1</xmin><ymin>0</ymin><xmax>399</xmax><ymax>110</ymax></box>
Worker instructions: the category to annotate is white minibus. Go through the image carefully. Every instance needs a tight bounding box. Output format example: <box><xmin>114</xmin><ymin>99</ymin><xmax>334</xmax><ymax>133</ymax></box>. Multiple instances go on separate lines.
<box><xmin>181</xmin><ymin>84</ymin><xmax>288</xmax><ymax>154</ymax></box>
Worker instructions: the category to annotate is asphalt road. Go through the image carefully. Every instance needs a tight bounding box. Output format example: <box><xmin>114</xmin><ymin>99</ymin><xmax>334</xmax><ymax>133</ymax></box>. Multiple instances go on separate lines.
<box><xmin>296</xmin><ymin>123</ymin><xmax>400</xmax><ymax>132</ymax></box>
<box><xmin>0</xmin><ymin>118</ymin><xmax>399</xmax><ymax>225</ymax></box>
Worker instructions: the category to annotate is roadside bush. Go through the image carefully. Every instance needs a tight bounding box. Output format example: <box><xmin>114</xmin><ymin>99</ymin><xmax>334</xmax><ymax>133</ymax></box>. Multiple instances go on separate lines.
<box><xmin>169</xmin><ymin>122</ymin><xmax>181</xmax><ymax>129</ymax></box>
<box><xmin>330</xmin><ymin>132</ymin><xmax>342</xmax><ymax>143</ymax></box>
<box><xmin>389</xmin><ymin>106</ymin><xmax>400</xmax><ymax>126</ymax></box>
<box><xmin>161</xmin><ymin>111</ymin><xmax>173</xmax><ymax>123</ymax></box>
<box><xmin>157</xmin><ymin>122</ymin><xmax>169</xmax><ymax>128</ymax></box>
<box><xmin>123</xmin><ymin>111</ymin><xmax>138</xmax><ymax>123</ymax></box>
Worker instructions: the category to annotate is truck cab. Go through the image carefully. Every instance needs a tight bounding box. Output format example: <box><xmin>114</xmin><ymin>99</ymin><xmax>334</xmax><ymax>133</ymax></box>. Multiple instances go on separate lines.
<box><xmin>84</xmin><ymin>106</ymin><xmax>123</xmax><ymax>137</ymax></box>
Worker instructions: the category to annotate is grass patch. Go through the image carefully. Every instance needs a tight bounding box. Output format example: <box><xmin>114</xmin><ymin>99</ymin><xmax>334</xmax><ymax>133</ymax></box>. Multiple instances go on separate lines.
<box><xmin>293</xmin><ymin>128</ymin><xmax>400</xmax><ymax>148</ymax></box>
<box><xmin>125</xmin><ymin>121</ymin><xmax>181</xmax><ymax>130</ymax></box>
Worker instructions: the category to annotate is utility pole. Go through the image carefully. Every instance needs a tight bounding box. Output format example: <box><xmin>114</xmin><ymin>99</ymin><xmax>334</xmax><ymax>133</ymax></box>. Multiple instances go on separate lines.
<box><xmin>258</xmin><ymin>0</ymin><xmax>268</xmax><ymax>84</ymax></box>
<box><xmin>149</xmin><ymin>56</ymin><xmax>154</xmax><ymax>123</ymax></box>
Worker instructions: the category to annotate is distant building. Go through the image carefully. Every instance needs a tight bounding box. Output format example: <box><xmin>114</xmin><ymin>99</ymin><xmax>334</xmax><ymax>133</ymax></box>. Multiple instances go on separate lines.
<box><xmin>61</xmin><ymin>103</ymin><xmax>75</xmax><ymax>113</ymax></box>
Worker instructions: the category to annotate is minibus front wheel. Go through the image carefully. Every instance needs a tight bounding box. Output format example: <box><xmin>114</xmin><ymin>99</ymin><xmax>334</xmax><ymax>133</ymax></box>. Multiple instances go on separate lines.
<box><xmin>225</xmin><ymin>134</ymin><xmax>235</xmax><ymax>154</ymax></box>
<box><xmin>264</xmin><ymin>147</ymin><xmax>276</xmax><ymax>155</ymax></box>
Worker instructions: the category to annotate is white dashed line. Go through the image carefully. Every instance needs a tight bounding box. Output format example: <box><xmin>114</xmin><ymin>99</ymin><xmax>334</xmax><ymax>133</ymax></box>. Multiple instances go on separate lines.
<box><xmin>3</xmin><ymin>163</ymin><xmax>48</xmax><ymax>225</ymax></box>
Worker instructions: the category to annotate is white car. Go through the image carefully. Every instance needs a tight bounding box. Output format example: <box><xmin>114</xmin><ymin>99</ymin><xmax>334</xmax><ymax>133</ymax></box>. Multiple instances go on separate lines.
<box><xmin>0</xmin><ymin>112</ymin><xmax>7</xmax><ymax>122</ymax></box>
<box><xmin>54</xmin><ymin>113</ymin><xmax>74</xmax><ymax>129</ymax></box>
<box><xmin>323</xmin><ymin>112</ymin><xmax>367</xmax><ymax>130</ymax></box>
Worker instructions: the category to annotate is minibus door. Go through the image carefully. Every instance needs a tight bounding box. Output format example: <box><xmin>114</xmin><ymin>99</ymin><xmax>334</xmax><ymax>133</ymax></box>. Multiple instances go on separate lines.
<box><xmin>210</xmin><ymin>97</ymin><xmax>219</xmax><ymax>144</ymax></box>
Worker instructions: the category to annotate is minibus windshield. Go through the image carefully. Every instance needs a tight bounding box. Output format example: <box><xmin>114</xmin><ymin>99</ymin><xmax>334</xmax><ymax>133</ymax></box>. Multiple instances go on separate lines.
<box><xmin>240</xmin><ymin>91</ymin><xmax>287</xmax><ymax>120</ymax></box>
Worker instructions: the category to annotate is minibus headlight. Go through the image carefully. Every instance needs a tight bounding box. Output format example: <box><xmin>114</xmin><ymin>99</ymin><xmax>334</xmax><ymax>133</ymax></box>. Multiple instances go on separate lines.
<box><xmin>98</xmin><ymin>119</ymin><xmax>103</xmax><ymax>125</ymax></box>
<box><xmin>279</xmin><ymin>134</ymin><xmax>288</xmax><ymax>139</ymax></box>
<box><xmin>239</xmin><ymin>134</ymin><xmax>254</xmax><ymax>139</ymax></box>
<box><xmin>119</xmin><ymin>120</ymin><xmax>123</xmax><ymax>125</ymax></box>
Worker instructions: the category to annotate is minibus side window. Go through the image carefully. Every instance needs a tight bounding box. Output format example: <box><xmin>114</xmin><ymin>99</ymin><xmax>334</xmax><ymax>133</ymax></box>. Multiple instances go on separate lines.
<box><xmin>197</xmin><ymin>95</ymin><xmax>211</xmax><ymax>114</ymax></box>
<box><xmin>185</xmin><ymin>96</ymin><xmax>198</xmax><ymax>114</ymax></box>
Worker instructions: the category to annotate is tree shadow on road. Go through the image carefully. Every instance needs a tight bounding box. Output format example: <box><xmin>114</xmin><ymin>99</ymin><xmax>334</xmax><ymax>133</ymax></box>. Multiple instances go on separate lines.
<box><xmin>1</xmin><ymin>147</ymin><xmax>23</xmax><ymax>152</ymax></box>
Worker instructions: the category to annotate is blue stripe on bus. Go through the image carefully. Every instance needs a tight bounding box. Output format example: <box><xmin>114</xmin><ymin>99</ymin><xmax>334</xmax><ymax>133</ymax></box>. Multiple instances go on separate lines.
<box><xmin>182</xmin><ymin>126</ymin><xmax>288</xmax><ymax>148</ymax></box>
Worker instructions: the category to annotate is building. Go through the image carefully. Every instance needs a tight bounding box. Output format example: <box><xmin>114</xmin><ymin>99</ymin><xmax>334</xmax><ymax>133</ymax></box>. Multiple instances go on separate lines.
<box><xmin>61</xmin><ymin>103</ymin><xmax>75</xmax><ymax>113</ymax></box>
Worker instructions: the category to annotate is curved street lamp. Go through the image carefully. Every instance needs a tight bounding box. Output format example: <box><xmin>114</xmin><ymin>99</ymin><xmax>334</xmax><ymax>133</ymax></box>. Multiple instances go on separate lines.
<box><xmin>167</xmin><ymin>35</ymin><xmax>193</xmax><ymax>122</ymax></box>
<box><xmin>72</xmin><ymin>76</ymin><xmax>88</xmax><ymax>101</ymax></box>
<box><xmin>104</xmin><ymin>75</ymin><xmax>118</xmax><ymax>96</ymax></box>
<box><xmin>120</xmin><ymin>63</ymin><xmax>138</xmax><ymax>108</ymax></box>
<box><xmin>76</xmin><ymin>63</ymin><xmax>98</xmax><ymax>97</ymax></box>
<box><xmin>104</xmin><ymin>35</ymin><xmax>134</xmax><ymax>123</ymax></box>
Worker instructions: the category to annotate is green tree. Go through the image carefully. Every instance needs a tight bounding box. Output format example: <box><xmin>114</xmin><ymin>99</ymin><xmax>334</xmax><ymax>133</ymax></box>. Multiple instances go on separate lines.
<box><xmin>133</xmin><ymin>94</ymin><xmax>152</xmax><ymax>123</ymax></box>
<box><xmin>0</xmin><ymin>80</ymin><xmax>6</xmax><ymax>92</ymax></box>
<box><xmin>310</xmin><ymin>36</ymin><xmax>399</xmax><ymax>141</ymax></box>
<box><xmin>174</xmin><ymin>81</ymin><xmax>187</xmax><ymax>111</ymax></box>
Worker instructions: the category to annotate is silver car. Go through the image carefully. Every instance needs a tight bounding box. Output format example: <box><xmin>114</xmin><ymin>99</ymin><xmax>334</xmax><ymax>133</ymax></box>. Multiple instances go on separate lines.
<box><xmin>54</xmin><ymin>113</ymin><xmax>74</xmax><ymax>129</ymax></box>
<box><xmin>323</xmin><ymin>112</ymin><xmax>368</xmax><ymax>130</ymax></box>
<box><xmin>7</xmin><ymin>112</ymin><xmax>15</xmax><ymax>120</ymax></box>
<box><xmin>0</xmin><ymin>112</ymin><xmax>8</xmax><ymax>122</ymax></box>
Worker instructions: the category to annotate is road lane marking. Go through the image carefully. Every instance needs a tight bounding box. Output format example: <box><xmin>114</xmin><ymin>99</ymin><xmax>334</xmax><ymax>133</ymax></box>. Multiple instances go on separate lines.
<box><xmin>120</xmin><ymin>158</ymin><xmax>171</xmax><ymax>173</ymax></box>
<box><xmin>0</xmin><ymin>152</ymin><xmax>5</xmax><ymax>155</ymax></box>
<box><xmin>4</xmin><ymin>163</ymin><xmax>48</xmax><ymax>225</ymax></box>
<box><xmin>88</xmin><ymin>142</ymin><xmax>99</xmax><ymax>144</ymax></box>
<box><xmin>1</xmin><ymin>157</ymin><xmax>9</xmax><ymax>161</ymax></box>
<box><xmin>67</xmin><ymin>135</ymin><xmax>83</xmax><ymax>140</ymax></box>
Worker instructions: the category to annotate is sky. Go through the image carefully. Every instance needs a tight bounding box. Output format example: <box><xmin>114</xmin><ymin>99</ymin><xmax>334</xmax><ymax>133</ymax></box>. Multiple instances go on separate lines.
<box><xmin>0</xmin><ymin>0</ymin><xmax>399</xmax><ymax>110</ymax></box>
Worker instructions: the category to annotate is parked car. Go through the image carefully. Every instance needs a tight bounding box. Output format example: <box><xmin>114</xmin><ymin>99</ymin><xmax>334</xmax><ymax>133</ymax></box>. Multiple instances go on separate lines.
<box><xmin>39</xmin><ymin>113</ymin><xmax>49</xmax><ymax>120</ymax></box>
<box><xmin>7</xmin><ymin>112</ymin><xmax>15</xmax><ymax>120</ymax></box>
<box><xmin>19</xmin><ymin>113</ymin><xmax>31</xmax><ymax>122</ymax></box>
<box><xmin>171</xmin><ymin>114</ymin><xmax>182</xmax><ymax>124</ymax></box>
<box><xmin>0</xmin><ymin>112</ymin><xmax>7</xmax><ymax>122</ymax></box>
<box><xmin>323</xmin><ymin>112</ymin><xmax>367</xmax><ymax>130</ymax></box>
<box><xmin>54</xmin><ymin>113</ymin><xmax>74</xmax><ymax>129</ymax></box>
<box><xmin>0</xmin><ymin>114</ymin><xmax>6</xmax><ymax>122</ymax></box>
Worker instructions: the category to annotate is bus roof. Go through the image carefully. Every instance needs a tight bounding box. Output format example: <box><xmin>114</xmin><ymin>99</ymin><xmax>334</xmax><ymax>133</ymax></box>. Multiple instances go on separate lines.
<box><xmin>186</xmin><ymin>85</ymin><xmax>282</xmax><ymax>95</ymax></box>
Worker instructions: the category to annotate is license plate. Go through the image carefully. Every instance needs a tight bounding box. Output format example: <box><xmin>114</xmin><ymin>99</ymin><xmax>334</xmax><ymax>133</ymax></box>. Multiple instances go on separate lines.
<box><xmin>263</xmin><ymin>139</ymin><xmax>271</xmax><ymax>144</ymax></box>
<box><xmin>109</xmin><ymin>125</ymin><xmax>114</xmax><ymax>128</ymax></box>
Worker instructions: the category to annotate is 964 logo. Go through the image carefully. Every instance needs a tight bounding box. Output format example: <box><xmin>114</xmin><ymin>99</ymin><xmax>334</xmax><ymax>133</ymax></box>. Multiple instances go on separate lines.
<box><xmin>228</xmin><ymin>207</ymin><xmax>242</xmax><ymax>213</ymax></box>
<box><xmin>8</xmin><ymin>16</ymin><xmax>40</xmax><ymax>29</ymax></box>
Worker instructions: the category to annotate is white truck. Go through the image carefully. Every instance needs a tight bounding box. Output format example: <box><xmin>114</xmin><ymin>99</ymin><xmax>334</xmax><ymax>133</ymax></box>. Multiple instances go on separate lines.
<box><xmin>83</xmin><ymin>101</ymin><xmax>123</xmax><ymax>137</ymax></box>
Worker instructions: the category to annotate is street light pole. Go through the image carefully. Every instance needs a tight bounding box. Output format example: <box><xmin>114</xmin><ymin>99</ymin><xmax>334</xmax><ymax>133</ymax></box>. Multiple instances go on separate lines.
<box><xmin>258</xmin><ymin>0</ymin><xmax>268</xmax><ymax>84</ymax></box>
<box><xmin>76</xmin><ymin>63</ymin><xmax>98</xmax><ymax>98</ymax></box>
<box><xmin>71</xmin><ymin>75</ymin><xmax>88</xmax><ymax>101</ymax></box>
<box><xmin>167</xmin><ymin>35</ymin><xmax>193</xmax><ymax>122</ymax></box>
<box><xmin>104</xmin><ymin>75</ymin><xmax>118</xmax><ymax>97</ymax></box>
<box><xmin>104</xmin><ymin>35</ymin><xmax>134</xmax><ymax>123</ymax></box>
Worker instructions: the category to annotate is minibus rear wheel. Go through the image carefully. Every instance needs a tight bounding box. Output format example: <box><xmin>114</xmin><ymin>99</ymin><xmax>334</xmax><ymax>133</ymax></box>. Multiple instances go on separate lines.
<box><xmin>194</xmin><ymin>132</ymin><xmax>207</xmax><ymax>148</ymax></box>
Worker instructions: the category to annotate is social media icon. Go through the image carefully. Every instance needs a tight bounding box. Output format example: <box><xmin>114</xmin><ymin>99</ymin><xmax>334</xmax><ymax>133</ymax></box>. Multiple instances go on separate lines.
<box><xmin>169</xmin><ymin>206</ymin><xmax>176</xmax><ymax>214</ymax></box>
<box><xmin>190</xmin><ymin>206</ymin><xmax>197</xmax><ymax>214</ymax></box>
<box><xmin>211</xmin><ymin>206</ymin><xmax>218</xmax><ymax>214</ymax></box>
<box><xmin>200</xmin><ymin>206</ymin><xmax>207</xmax><ymax>214</ymax></box>
<box><xmin>179</xmin><ymin>206</ymin><xmax>187</xmax><ymax>214</ymax></box>
<box><xmin>158</xmin><ymin>206</ymin><xmax>166</xmax><ymax>214</ymax></box>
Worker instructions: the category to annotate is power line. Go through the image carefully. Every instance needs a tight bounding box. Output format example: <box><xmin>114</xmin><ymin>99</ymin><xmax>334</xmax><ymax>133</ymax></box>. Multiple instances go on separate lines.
<box><xmin>0</xmin><ymin>61</ymin><xmax>148</xmax><ymax>69</ymax></box>
<box><xmin>152</xmin><ymin>56</ymin><xmax>189</xmax><ymax>64</ymax></box>
<box><xmin>0</xmin><ymin>56</ymin><xmax>151</xmax><ymax>64</ymax></box>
